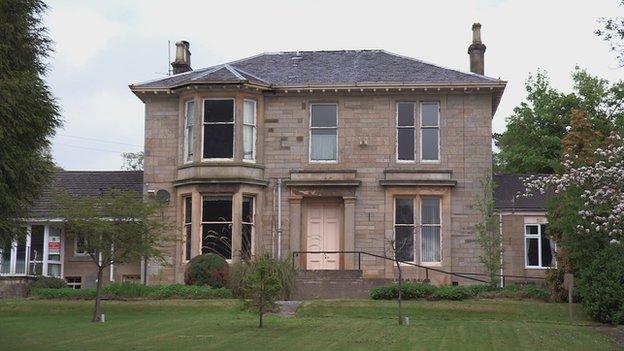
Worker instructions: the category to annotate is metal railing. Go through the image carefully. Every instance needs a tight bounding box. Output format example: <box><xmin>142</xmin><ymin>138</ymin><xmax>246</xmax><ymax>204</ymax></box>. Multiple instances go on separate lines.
<box><xmin>292</xmin><ymin>250</ymin><xmax>546</xmax><ymax>285</ymax></box>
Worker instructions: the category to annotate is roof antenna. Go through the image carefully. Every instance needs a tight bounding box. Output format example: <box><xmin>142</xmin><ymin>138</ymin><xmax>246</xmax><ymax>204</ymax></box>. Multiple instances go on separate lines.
<box><xmin>155</xmin><ymin>40</ymin><xmax>172</xmax><ymax>76</ymax></box>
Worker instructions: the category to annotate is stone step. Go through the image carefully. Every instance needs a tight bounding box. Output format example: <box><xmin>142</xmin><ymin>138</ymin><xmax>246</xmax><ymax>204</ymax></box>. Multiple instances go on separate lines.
<box><xmin>292</xmin><ymin>270</ymin><xmax>391</xmax><ymax>299</ymax></box>
<box><xmin>295</xmin><ymin>269</ymin><xmax>363</xmax><ymax>280</ymax></box>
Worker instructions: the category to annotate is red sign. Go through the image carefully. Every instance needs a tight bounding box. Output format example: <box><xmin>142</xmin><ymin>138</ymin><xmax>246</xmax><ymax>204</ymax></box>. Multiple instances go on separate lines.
<box><xmin>48</xmin><ymin>241</ymin><xmax>61</xmax><ymax>251</ymax></box>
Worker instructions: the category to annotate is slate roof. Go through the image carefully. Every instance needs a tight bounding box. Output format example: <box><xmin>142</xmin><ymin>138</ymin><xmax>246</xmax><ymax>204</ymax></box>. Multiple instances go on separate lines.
<box><xmin>28</xmin><ymin>171</ymin><xmax>144</xmax><ymax>218</ymax></box>
<box><xmin>131</xmin><ymin>50</ymin><xmax>504</xmax><ymax>90</ymax></box>
<box><xmin>493</xmin><ymin>174</ymin><xmax>553</xmax><ymax>211</ymax></box>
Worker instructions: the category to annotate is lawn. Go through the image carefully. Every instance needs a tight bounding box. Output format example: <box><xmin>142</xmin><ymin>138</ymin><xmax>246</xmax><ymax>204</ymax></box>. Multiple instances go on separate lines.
<box><xmin>0</xmin><ymin>299</ymin><xmax>620</xmax><ymax>351</ymax></box>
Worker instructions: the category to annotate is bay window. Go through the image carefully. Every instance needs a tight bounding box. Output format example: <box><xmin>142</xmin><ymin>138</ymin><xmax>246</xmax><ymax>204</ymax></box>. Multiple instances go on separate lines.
<box><xmin>421</xmin><ymin>102</ymin><xmax>440</xmax><ymax>162</ymax></box>
<box><xmin>183</xmin><ymin>100</ymin><xmax>195</xmax><ymax>162</ymax></box>
<box><xmin>203</xmin><ymin>99</ymin><xmax>234</xmax><ymax>159</ymax></box>
<box><xmin>242</xmin><ymin>196</ymin><xmax>255</xmax><ymax>260</ymax></box>
<box><xmin>421</xmin><ymin>197</ymin><xmax>441</xmax><ymax>263</ymax></box>
<box><xmin>184</xmin><ymin>196</ymin><xmax>192</xmax><ymax>261</ymax></box>
<box><xmin>243</xmin><ymin>100</ymin><xmax>256</xmax><ymax>161</ymax></box>
<box><xmin>525</xmin><ymin>224</ymin><xmax>555</xmax><ymax>268</ymax></box>
<box><xmin>310</xmin><ymin>103</ymin><xmax>338</xmax><ymax>162</ymax></box>
<box><xmin>397</xmin><ymin>102</ymin><xmax>416</xmax><ymax>161</ymax></box>
<box><xmin>201</xmin><ymin>197</ymin><xmax>233</xmax><ymax>259</ymax></box>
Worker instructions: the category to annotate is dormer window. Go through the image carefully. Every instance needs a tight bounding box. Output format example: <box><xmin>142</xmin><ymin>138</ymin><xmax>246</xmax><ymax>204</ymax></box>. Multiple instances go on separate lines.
<box><xmin>203</xmin><ymin>99</ymin><xmax>234</xmax><ymax>159</ymax></box>
<box><xmin>183</xmin><ymin>100</ymin><xmax>195</xmax><ymax>162</ymax></box>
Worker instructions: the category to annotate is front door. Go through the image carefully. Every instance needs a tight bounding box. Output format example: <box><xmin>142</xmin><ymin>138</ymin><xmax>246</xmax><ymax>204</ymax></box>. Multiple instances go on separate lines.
<box><xmin>306</xmin><ymin>203</ymin><xmax>340</xmax><ymax>270</ymax></box>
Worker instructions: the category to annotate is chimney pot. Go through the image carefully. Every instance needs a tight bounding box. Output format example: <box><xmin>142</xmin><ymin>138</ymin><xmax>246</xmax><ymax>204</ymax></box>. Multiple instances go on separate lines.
<box><xmin>468</xmin><ymin>23</ymin><xmax>486</xmax><ymax>75</ymax></box>
<box><xmin>171</xmin><ymin>40</ymin><xmax>192</xmax><ymax>75</ymax></box>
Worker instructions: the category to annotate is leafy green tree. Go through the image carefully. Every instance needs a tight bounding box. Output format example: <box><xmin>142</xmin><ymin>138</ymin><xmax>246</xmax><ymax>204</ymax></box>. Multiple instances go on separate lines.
<box><xmin>0</xmin><ymin>0</ymin><xmax>61</xmax><ymax>246</ymax></box>
<box><xmin>54</xmin><ymin>190</ymin><xmax>170</xmax><ymax>322</ymax></box>
<box><xmin>475</xmin><ymin>174</ymin><xmax>502</xmax><ymax>288</ymax></box>
<box><xmin>494</xmin><ymin>69</ymin><xmax>624</xmax><ymax>173</ymax></box>
<box><xmin>243</xmin><ymin>255</ymin><xmax>282</xmax><ymax>328</ymax></box>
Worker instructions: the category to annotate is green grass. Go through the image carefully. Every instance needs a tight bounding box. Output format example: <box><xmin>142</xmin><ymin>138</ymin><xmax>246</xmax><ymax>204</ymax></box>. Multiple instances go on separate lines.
<box><xmin>0</xmin><ymin>299</ymin><xmax>620</xmax><ymax>350</ymax></box>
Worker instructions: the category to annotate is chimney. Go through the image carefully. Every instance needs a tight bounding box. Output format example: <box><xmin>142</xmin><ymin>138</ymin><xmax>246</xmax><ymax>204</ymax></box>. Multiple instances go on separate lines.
<box><xmin>171</xmin><ymin>40</ymin><xmax>192</xmax><ymax>75</ymax></box>
<box><xmin>467</xmin><ymin>23</ymin><xmax>486</xmax><ymax>75</ymax></box>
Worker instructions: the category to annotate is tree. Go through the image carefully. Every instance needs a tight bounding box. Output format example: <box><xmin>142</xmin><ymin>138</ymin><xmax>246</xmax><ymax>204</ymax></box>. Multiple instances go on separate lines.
<box><xmin>0</xmin><ymin>0</ymin><xmax>61</xmax><ymax>246</ymax></box>
<box><xmin>241</xmin><ymin>254</ymin><xmax>284</xmax><ymax>328</ymax></box>
<box><xmin>474</xmin><ymin>174</ymin><xmax>502</xmax><ymax>288</ymax></box>
<box><xmin>596</xmin><ymin>1</ymin><xmax>624</xmax><ymax>66</ymax></box>
<box><xmin>121</xmin><ymin>151</ymin><xmax>144</xmax><ymax>171</ymax></box>
<box><xmin>54</xmin><ymin>189</ymin><xmax>169</xmax><ymax>322</ymax></box>
<box><xmin>386</xmin><ymin>237</ymin><xmax>409</xmax><ymax>326</ymax></box>
<box><xmin>494</xmin><ymin>69</ymin><xmax>624</xmax><ymax>174</ymax></box>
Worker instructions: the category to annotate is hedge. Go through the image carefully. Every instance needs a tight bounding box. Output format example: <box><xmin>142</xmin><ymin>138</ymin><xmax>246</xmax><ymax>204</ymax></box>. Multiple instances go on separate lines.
<box><xmin>370</xmin><ymin>282</ymin><xmax>550</xmax><ymax>301</ymax></box>
<box><xmin>31</xmin><ymin>283</ymin><xmax>232</xmax><ymax>300</ymax></box>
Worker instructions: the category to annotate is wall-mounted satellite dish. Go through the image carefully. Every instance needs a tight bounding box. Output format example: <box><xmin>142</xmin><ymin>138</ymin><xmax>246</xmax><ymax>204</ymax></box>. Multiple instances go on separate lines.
<box><xmin>155</xmin><ymin>189</ymin><xmax>171</xmax><ymax>203</ymax></box>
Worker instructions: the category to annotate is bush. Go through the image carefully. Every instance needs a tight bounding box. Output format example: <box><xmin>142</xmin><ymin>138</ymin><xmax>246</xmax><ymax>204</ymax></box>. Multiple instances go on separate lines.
<box><xmin>29</xmin><ymin>276</ymin><xmax>67</xmax><ymax>290</ymax></box>
<box><xmin>578</xmin><ymin>244</ymin><xmax>624</xmax><ymax>324</ymax></box>
<box><xmin>430</xmin><ymin>285</ymin><xmax>473</xmax><ymax>300</ymax></box>
<box><xmin>31</xmin><ymin>288</ymin><xmax>96</xmax><ymax>299</ymax></box>
<box><xmin>478</xmin><ymin>283</ymin><xmax>550</xmax><ymax>301</ymax></box>
<box><xmin>370</xmin><ymin>282</ymin><xmax>436</xmax><ymax>300</ymax></box>
<box><xmin>184</xmin><ymin>253</ymin><xmax>229</xmax><ymax>288</ymax></box>
<box><xmin>30</xmin><ymin>283</ymin><xmax>232</xmax><ymax>300</ymax></box>
<box><xmin>229</xmin><ymin>256</ymin><xmax>296</xmax><ymax>299</ymax></box>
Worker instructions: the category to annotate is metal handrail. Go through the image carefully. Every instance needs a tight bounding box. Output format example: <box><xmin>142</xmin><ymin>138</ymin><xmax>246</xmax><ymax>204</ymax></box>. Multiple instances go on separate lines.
<box><xmin>292</xmin><ymin>250</ymin><xmax>493</xmax><ymax>284</ymax></box>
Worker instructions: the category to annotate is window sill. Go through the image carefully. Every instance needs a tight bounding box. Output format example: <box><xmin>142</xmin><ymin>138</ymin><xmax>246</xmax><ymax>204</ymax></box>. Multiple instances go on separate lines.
<box><xmin>309</xmin><ymin>160</ymin><xmax>338</xmax><ymax>164</ymax></box>
<box><xmin>525</xmin><ymin>266</ymin><xmax>556</xmax><ymax>270</ymax></box>
<box><xmin>420</xmin><ymin>262</ymin><xmax>442</xmax><ymax>267</ymax></box>
<box><xmin>420</xmin><ymin>160</ymin><xmax>441</xmax><ymax>164</ymax></box>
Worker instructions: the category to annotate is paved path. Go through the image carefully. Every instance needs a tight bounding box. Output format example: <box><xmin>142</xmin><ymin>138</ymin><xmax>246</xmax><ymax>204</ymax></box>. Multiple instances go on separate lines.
<box><xmin>275</xmin><ymin>300</ymin><xmax>302</xmax><ymax>317</ymax></box>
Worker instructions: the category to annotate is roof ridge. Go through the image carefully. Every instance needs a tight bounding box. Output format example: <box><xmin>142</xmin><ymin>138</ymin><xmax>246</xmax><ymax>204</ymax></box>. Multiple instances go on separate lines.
<box><xmin>224</xmin><ymin>64</ymin><xmax>245</xmax><ymax>80</ymax></box>
<box><xmin>229</xmin><ymin>65</ymin><xmax>271</xmax><ymax>84</ymax></box>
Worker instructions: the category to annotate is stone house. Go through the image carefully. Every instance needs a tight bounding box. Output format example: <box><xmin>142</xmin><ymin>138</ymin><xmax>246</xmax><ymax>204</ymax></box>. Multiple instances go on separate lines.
<box><xmin>0</xmin><ymin>24</ymin><xmax>556</xmax><ymax>294</ymax></box>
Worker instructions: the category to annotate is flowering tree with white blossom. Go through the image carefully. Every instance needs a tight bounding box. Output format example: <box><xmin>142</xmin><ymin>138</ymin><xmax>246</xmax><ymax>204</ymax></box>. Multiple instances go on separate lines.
<box><xmin>522</xmin><ymin>134</ymin><xmax>624</xmax><ymax>247</ymax></box>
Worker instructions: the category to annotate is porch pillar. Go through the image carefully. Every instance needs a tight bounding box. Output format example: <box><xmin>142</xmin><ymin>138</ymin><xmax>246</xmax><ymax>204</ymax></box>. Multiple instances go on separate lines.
<box><xmin>343</xmin><ymin>196</ymin><xmax>356</xmax><ymax>270</ymax></box>
<box><xmin>231</xmin><ymin>191</ymin><xmax>243</xmax><ymax>262</ymax></box>
<box><xmin>288</xmin><ymin>196</ymin><xmax>303</xmax><ymax>263</ymax></box>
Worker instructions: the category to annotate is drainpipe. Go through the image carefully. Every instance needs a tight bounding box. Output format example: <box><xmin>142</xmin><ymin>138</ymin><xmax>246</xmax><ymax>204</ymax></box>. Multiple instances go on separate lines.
<box><xmin>499</xmin><ymin>212</ymin><xmax>504</xmax><ymax>288</ymax></box>
<box><xmin>277</xmin><ymin>178</ymin><xmax>283</xmax><ymax>260</ymax></box>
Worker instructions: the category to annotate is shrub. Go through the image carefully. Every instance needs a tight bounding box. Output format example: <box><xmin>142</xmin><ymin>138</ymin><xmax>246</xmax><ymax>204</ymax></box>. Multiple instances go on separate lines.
<box><xmin>184</xmin><ymin>253</ymin><xmax>229</xmax><ymax>288</ymax></box>
<box><xmin>229</xmin><ymin>256</ymin><xmax>295</xmax><ymax>300</ymax></box>
<box><xmin>578</xmin><ymin>244</ymin><xmax>624</xmax><ymax>324</ymax></box>
<box><xmin>149</xmin><ymin>284</ymin><xmax>232</xmax><ymax>299</ymax></box>
<box><xmin>477</xmin><ymin>283</ymin><xmax>550</xmax><ymax>301</ymax></box>
<box><xmin>31</xmin><ymin>288</ymin><xmax>96</xmax><ymax>299</ymax></box>
<box><xmin>103</xmin><ymin>282</ymin><xmax>153</xmax><ymax>298</ymax></box>
<box><xmin>430</xmin><ymin>285</ymin><xmax>472</xmax><ymax>300</ymax></box>
<box><xmin>29</xmin><ymin>276</ymin><xmax>67</xmax><ymax>290</ymax></box>
<box><xmin>370</xmin><ymin>282</ymin><xmax>436</xmax><ymax>300</ymax></box>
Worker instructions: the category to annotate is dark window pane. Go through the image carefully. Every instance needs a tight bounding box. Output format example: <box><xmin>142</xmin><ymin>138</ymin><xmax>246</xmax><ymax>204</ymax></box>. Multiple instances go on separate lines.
<box><xmin>422</xmin><ymin>227</ymin><xmax>441</xmax><ymax>262</ymax></box>
<box><xmin>203</xmin><ymin>124</ymin><xmax>233</xmax><ymax>158</ymax></box>
<box><xmin>242</xmin><ymin>224</ymin><xmax>253</xmax><ymax>260</ymax></box>
<box><xmin>395</xmin><ymin>198</ymin><xmax>414</xmax><ymax>224</ymax></box>
<box><xmin>242</xmin><ymin>196</ymin><xmax>254</xmax><ymax>223</ymax></box>
<box><xmin>541</xmin><ymin>225</ymin><xmax>554</xmax><ymax>267</ymax></box>
<box><xmin>525</xmin><ymin>225</ymin><xmax>538</xmax><ymax>235</ymax></box>
<box><xmin>30</xmin><ymin>225</ymin><xmax>44</xmax><ymax>261</ymax></box>
<box><xmin>421</xmin><ymin>128</ymin><xmax>438</xmax><ymax>161</ymax></box>
<box><xmin>185</xmin><ymin>225</ymin><xmax>192</xmax><ymax>261</ymax></box>
<box><xmin>1</xmin><ymin>241</ymin><xmax>11</xmax><ymax>274</ymax></box>
<box><xmin>15</xmin><ymin>237</ymin><xmax>26</xmax><ymax>274</ymax></box>
<box><xmin>395</xmin><ymin>226</ymin><xmax>414</xmax><ymax>261</ymax></box>
<box><xmin>311</xmin><ymin>105</ymin><xmax>337</xmax><ymax>127</ymax></box>
<box><xmin>204</xmin><ymin>100</ymin><xmax>233</xmax><ymax>122</ymax></box>
<box><xmin>397</xmin><ymin>128</ymin><xmax>415</xmax><ymax>160</ymax></box>
<box><xmin>526</xmin><ymin>238</ymin><xmax>539</xmax><ymax>266</ymax></box>
<box><xmin>421</xmin><ymin>197</ymin><xmax>440</xmax><ymax>224</ymax></box>
<box><xmin>184</xmin><ymin>197</ymin><xmax>192</xmax><ymax>224</ymax></box>
<box><xmin>202</xmin><ymin>223</ymin><xmax>232</xmax><ymax>259</ymax></box>
<box><xmin>397</xmin><ymin>103</ymin><xmax>415</xmax><ymax>126</ymax></box>
<box><xmin>202</xmin><ymin>197</ymin><xmax>232</xmax><ymax>222</ymax></box>
<box><xmin>421</xmin><ymin>102</ymin><xmax>439</xmax><ymax>126</ymax></box>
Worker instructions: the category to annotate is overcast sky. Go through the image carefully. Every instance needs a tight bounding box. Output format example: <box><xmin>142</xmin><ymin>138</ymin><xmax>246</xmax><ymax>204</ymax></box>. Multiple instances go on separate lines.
<box><xmin>45</xmin><ymin>0</ymin><xmax>624</xmax><ymax>170</ymax></box>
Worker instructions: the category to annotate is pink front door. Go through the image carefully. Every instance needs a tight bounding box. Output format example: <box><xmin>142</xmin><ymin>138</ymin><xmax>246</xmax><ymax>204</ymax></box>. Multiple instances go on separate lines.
<box><xmin>306</xmin><ymin>203</ymin><xmax>340</xmax><ymax>270</ymax></box>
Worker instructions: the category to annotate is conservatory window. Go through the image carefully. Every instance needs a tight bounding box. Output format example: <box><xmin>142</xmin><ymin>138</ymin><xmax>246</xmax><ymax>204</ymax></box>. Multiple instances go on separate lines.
<box><xmin>310</xmin><ymin>104</ymin><xmax>338</xmax><ymax>162</ymax></box>
<box><xmin>203</xmin><ymin>99</ymin><xmax>234</xmax><ymax>159</ymax></box>
<box><xmin>525</xmin><ymin>224</ymin><xmax>555</xmax><ymax>268</ymax></box>
<box><xmin>0</xmin><ymin>225</ymin><xmax>63</xmax><ymax>277</ymax></box>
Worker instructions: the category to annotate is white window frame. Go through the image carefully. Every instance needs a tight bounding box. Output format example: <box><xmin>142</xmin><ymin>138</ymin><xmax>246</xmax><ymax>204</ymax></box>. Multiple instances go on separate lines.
<box><xmin>66</xmin><ymin>276</ymin><xmax>82</xmax><ymax>289</ymax></box>
<box><xmin>201</xmin><ymin>196</ymin><xmax>234</xmax><ymax>261</ymax></box>
<box><xmin>201</xmin><ymin>98</ymin><xmax>235</xmax><ymax>161</ymax></box>
<box><xmin>243</xmin><ymin>99</ymin><xmax>257</xmax><ymax>162</ymax></box>
<box><xmin>420</xmin><ymin>196</ymin><xmax>442</xmax><ymax>265</ymax></box>
<box><xmin>524</xmin><ymin>224</ymin><xmax>556</xmax><ymax>269</ymax></box>
<box><xmin>396</xmin><ymin>102</ymin><xmax>416</xmax><ymax>163</ymax></box>
<box><xmin>0</xmin><ymin>224</ymin><xmax>64</xmax><ymax>277</ymax></box>
<box><xmin>242</xmin><ymin>195</ymin><xmax>256</xmax><ymax>258</ymax></box>
<box><xmin>74</xmin><ymin>234</ymin><xmax>88</xmax><ymax>256</ymax></box>
<box><xmin>183</xmin><ymin>196</ymin><xmax>193</xmax><ymax>262</ymax></box>
<box><xmin>183</xmin><ymin>100</ymin><xmax>195</xmax><ymax>163</ymax></box>
<box><xmin>309</xmin><ymin>103</ymin><xmax>338</xmax><ymax>163</ymax></box>
<box><xmin>420</xmin><ymin>101</ymin><xmax>440</xmax><ymax>163</ymax></box>
<box><xmin>393</xmin><ymin>197</ymin><xmax>416</xmax><ymax>263</ymax></box>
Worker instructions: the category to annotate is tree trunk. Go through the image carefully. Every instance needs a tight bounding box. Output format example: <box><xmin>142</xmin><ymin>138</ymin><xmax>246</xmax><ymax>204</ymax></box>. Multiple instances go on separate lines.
<box><xmin>92</xmin><ymin>266</ymin><xmax>104</xmax><ymax>322</ymax></box>
<box><xmin>395</xmin><ymin>259</ymin><xmax>403</xmax><ymax>326</ymax></box>
<box><xmin>259</xmin><ymin>293</ymin><xmax>264</xmax><ymax>328</ymax></box>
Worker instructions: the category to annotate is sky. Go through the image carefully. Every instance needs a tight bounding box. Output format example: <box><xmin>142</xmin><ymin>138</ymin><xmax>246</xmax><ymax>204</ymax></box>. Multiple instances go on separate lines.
<box><xmin>44</xmin><ymin>0</ymin><xmax>624</xmax><ymax>170</ymax></box>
